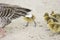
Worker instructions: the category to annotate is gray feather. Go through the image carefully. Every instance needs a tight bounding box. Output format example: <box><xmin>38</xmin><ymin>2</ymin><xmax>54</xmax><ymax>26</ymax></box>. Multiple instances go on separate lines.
<box><xmin>0</xmin><ymin>3</ymin><xmax>31</xmax><ymax>28</ymax></box>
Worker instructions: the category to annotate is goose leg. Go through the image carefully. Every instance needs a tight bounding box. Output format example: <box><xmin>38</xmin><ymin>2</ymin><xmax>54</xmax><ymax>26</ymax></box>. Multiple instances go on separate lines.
<box><xmin>0</xmin><ymin>27</ymin><xmax>6</xmax><ymax>38</ymax></box>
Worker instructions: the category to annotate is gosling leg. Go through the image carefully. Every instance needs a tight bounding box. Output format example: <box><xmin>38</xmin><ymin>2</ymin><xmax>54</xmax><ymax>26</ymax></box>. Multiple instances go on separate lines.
<box><xmin>25</xmin><ymin>22</ymin><xmax>29</xmax><ymax>27</ymax></box>
<box><xmin>34</xmin><ymin>20</ymin><xmax>36</xmax><ymax>27</ymax></box>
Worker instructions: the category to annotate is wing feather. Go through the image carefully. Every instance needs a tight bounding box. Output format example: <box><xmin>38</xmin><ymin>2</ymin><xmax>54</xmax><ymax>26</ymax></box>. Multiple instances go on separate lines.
<box><xmin>0</xmin><ymin>3</ymin><xmax>31</xmax><ymax>20</ymax></box>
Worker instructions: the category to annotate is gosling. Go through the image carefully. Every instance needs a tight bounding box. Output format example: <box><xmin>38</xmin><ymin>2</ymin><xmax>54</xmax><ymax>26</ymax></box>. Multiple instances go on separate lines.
<box><xmin>50</xmin><ymin>11</ymin><xmax>60</xmax><ymax>19</ymax></box>
<box><xmin>44</xmin><ymin>12</ymin><xmax>58</xmax><ymax>23</ymax></box>
<box><xmin>23</xmin><ymin>14</ymin><xmax>36</xmax><ymax>27</ymax></box>
<box><xmin>44</xmin><ymin>12</ymin><xmax>60</xmax><ymax>33</ymax></box>
<box><xmin>48</xmin><ymin>19</ymin><xmax>60</xmax><ymax>33</ymax></box>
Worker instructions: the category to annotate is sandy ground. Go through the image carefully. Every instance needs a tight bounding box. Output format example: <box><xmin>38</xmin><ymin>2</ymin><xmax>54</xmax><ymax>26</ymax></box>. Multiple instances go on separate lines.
<box><xmin>0</xmin><ymin>0</ymin><xmax>60</xmax><ymax>40</ymax></box>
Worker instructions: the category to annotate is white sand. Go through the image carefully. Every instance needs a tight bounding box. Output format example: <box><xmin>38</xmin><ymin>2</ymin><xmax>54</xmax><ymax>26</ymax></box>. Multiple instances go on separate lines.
<box><xmin>0</xmin><ymin>0</ymin><xmax>60</xmax><ymax>40</ymax></box>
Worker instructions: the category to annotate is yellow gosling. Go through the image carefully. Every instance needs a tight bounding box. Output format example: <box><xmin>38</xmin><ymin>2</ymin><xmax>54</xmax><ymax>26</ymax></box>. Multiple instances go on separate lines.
<box><xmin>23</xmin><ymin>14</ymin><xmax>36</xmax><ymax>27</ymax></box>
<box><xmin>44</xmin><ymin>12</ymin><xmax>60</xmax><ymax>33</ymax></box>
<box><xmin>44</xmin><ymin>12</ymin><xmax>50</xmax><ymax>21</ymax></box>
<box><xmin>51</xmin><ymin>11</ymin><xmax>60</xmax><ymax>19</ymax></box>
<box><xmin>44</xmin><ymin>12</ymin><xmax>58</xmax><ymax>23</ymax></box>
<box><xmin>24</xmin><ymin>15</ymin><xmax>35</xmax><ymax>22</ymax></box>
<box><xmin>48</xmin><ymin>19</ymin><xmax>60</xmax><ymax>33</ymax></box>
